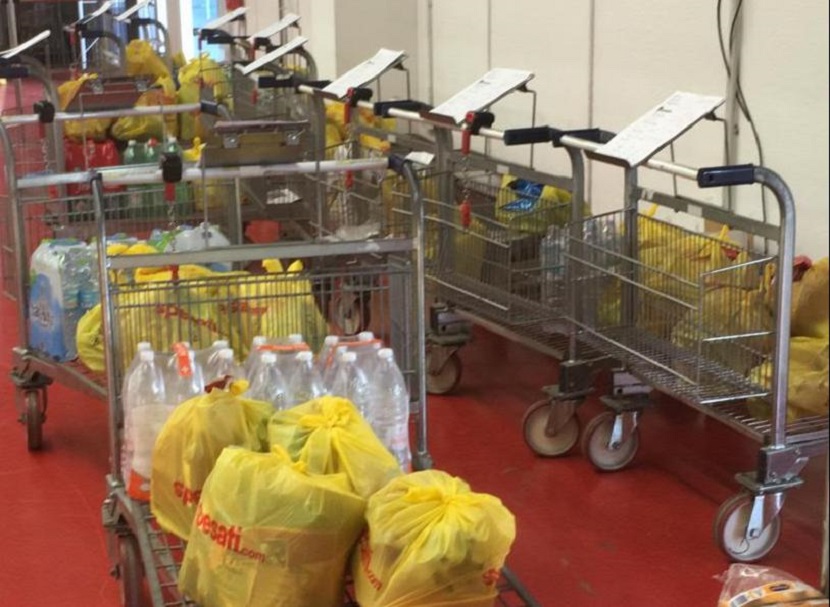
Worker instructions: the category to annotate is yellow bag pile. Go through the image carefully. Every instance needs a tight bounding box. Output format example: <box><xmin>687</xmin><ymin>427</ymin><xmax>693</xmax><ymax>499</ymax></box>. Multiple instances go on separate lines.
<box><xmin>353</xmin><ymin>470</ymin><xmax>516</xmax><ymax>607</ymax></box>
<box><xmin>219</xmin><ymin>259</ymin><xmax>329</xmax><ymax>357</ymax></box>
<box><xmin>58</xmin><ymin>74</ymin><xmax>112</xmax><ymax>141</ymax></box>
<box><xmin>182</xmin><ymin>137</ymin><xmax>227</xmax><ymax>210</ymax></box>
<box><xmin>748</xmin><ymin>337</ymin><xmax>829</xmax><ymax>421</ymax></box>
<box><xmin>178</xmin><ymin>54</ymin><xmax>232</xmax><ymax>141</ymax></box>
<box><xmin>749</xmin><ymin>257</ymin><xmax>829</xmax><ymax>421</ymax></box>
<box><xmin>178</xmin><ymin>445</ymin><xmax>366</xmax><ymax>607</ymax></box>
<box><xmin>325</xmin><ymin>100</ymin><xmax>395</xmax><ymax>142</ymax></box>
<box><xmin>150</xmin><ymin>381</ymin><xmax>273</xmax><ymax>539</ymax></box>
<box><xmin>125</xmin><ymin>39</ymin><xmax>171</xmax><ymax>80</ymax></box>
<box><xmin>267</xmin><ymin>396</ymin><xmax>401</xmax><ymax>498</ymax></box>
<box><xmin>111</xmin><ymin>75</ymin><xmax>178</xmax><ymax>141</ymax></box>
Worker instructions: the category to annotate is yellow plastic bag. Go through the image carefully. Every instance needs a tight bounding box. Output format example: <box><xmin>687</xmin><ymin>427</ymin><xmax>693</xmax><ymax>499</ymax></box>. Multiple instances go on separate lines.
<box><xmin>58</xmin><ymin>74</ymin><xmax>112</xmax><ymax>141</ymax></box>
<box><xmin>790</xmin><ymin>257</ymin><xmax>829</xmax><ymax>339</ymax></box>
<box><xmin>178</xmin><ymin>54</ymin><xmax>232</xmax><ymax>141</ymax></box>
<box><xmin>748</xmin><ymin>337</ymin><xmax>830</xmax><ymax>421</ymax></box>
<box><xmin>353</xmin><ymin>470</ymin><xmax>516</xmax><ymax>607</ymax></box>
<box><xmin>150</xmin><ymin>381</ymin><xmax>273</xmax><ymax>539</ymax></box>
<box><xmin>111</xmin><ymin>75</ymin><xmax>178</xmax><ymax>141</ymax></box>
<box><xmin>182</xmin><ymin>138</ymin><xmax>229</xmax><ymax>210</ymax></box>
<box><xmin>125</xmin><ymin>39</ymin><xmax>170</xmax><ymax>80</ymax></box>
<box><xmin>178</xmin><ymin>445</ymin><xmax>366</xmax><ymax>607</ymax></box>
<box><xmin>267</xmin><ymin>396</ymin><xmax>402</xmax><ymax>498</ymax></box>
<box><xmin>220</xmin><ymin>259</ymin><xmax>329</xmax><ymax>357</ymax></box>
<box><xmin>76</xmin><ymin>304</ymin><xmax>105</xmax><ymax>372</ymax></box>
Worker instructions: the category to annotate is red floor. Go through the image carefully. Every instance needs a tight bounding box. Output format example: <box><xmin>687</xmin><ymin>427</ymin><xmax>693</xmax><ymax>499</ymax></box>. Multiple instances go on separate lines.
<box><xmin>0</xmin><ymin>292</ymin><xmax>825</xmax><ymax>607</ymax></box>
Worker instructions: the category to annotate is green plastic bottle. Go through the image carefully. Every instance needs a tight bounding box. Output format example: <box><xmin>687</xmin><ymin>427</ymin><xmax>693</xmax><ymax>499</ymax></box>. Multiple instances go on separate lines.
<box><xmin>123</xmin><ymin>140</ymin><xmax>145</xmax><ymax>219</ymax></box>
<box><xmin>163</xmin><ymin>136</ymin><xmax>194</xmax><ymax>219</ymax></box>
<box><xmin>142</xmin><ymin>138</ymin><xmax>164</xmax><ymax>219</ymax></box>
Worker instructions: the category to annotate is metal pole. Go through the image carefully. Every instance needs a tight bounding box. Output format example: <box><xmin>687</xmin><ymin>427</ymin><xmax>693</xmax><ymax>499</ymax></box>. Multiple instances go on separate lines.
<box><xmin>724</xmin><ymin>0</ymin><xmax>744</xmax><ymax>211</ymax></box>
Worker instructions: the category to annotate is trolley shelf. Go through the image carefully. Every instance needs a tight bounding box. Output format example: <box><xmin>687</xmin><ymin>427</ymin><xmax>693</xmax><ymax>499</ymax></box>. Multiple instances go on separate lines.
<box><xmin>12</xmin><ymin>347</ymin><xmax>107</xmax><ymax>400</ymax></box>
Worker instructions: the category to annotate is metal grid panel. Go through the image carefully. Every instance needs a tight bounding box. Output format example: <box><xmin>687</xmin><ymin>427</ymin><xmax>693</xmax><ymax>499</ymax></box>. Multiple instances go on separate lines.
<box><xmin>229</xmin><ymin>52</ymin><xmax>316</xmax><ymax>122</ymax></box>
<box><xmin>390</xmin><ymin>167</ymin><xmax>571</xmax><ymax>326</ymax></box>
<box><xmin>570</xmin><ymin>208</ymin><xmax>778</xmax><ymax>406</ymax></box>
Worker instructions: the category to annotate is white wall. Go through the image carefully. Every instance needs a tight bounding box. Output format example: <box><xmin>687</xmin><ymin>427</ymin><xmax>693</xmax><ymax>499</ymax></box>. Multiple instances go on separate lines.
<box><xmin>246</xmin><ymin>0</ymin><xmax>828</xmax><ymax>257</ymax></box>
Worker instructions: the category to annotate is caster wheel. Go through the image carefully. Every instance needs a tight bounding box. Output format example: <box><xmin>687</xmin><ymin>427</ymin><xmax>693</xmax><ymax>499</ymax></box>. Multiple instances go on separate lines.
<box><xmin>426</xmin><ymin>351</ymin><xmax>462</xmax><ymax>395</ymax></box>
<box><xmin>581</xmin><ymin>411</ymin><xmax>639</xmax><ymax>472</ymax></box>
<box><xmin>714</xmin><ymin>493</ymin><xmax>781</xmax><ymax>562</ymax></box>
<box><xmin>25</xmin><ymin>392</ymin><xmax>44</xmax><ymax>452</ymax></box>
<box><xmin>522</xmin><ymin>400</ymin><xmax>580</xmax><ymax>457</ymax></box>
<box><xmin>118</xmin><ymin>534</ymin><xmax>145</xmax><ymax>607</ymax></box>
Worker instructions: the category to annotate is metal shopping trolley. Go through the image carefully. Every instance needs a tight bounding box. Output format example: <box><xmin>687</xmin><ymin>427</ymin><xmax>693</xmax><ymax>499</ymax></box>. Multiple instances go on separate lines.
<box><xmin>549</xmin><ymin>118</ymin><xmax>829</xmax><ymax>561</ymax></box>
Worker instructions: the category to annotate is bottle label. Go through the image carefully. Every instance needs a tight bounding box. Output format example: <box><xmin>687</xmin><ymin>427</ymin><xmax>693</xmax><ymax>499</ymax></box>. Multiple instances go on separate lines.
<box><xmin>172</xmin><ymin>342</ymin><xmax>193</xmax><ymax>378</ymax></box>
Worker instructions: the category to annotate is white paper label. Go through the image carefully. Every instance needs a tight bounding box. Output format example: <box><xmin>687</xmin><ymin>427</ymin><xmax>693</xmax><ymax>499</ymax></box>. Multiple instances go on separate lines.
<box><xmin>404</xmin><ymin>151</ymin><xmax>435</xmax><ymax>167</ymax></box>
<box><xmin>248</xmin><ymin>13</ymin><xmax>300</xmax><ymax>43</ymax></box>
<box><xmin>87</xmin><ymin>1</ymin><xmax>114</xmax><ymax>20</ymax></box>
<box><xmin>241</xmin><ymin>36</ymin><xmax>308</xmax><ymax>75</ymax></box>
<box><xmin>322</xmin><ymin>48</ymin><xmax>407</xmax><ymax>99</ymax></box>
<box><xmin>1</xmin><ymin>30</ymin><xmax>51</xmax><ymax>59</ymax></box>
<box><xmin>430</xmin><ymin>68</ymin><xmax>534</xmax><ymax>125</ymax></box>
<box><xmin>597</xmin><ymin>91</ymin><xmax>725</xmax><ymax>167</ymax></box>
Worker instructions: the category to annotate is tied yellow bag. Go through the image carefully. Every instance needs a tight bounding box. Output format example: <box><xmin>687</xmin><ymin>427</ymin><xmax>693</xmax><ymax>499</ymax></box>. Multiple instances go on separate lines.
<box><xmin>58</xmin><ymin>74</ymin><xmax>112</xmax><ymax>141</ymax></box>
<box><xmin>267</xmin><ymin>396</ymin><xmax>402</xmax><ymax>498</ymax></box>
<box><xmin>111</xmin><ymin>75</ymin><xmax>178</xmax><ymax>141</ymax></box>
<box><xmin>150</xmin><ymin>381</ymin><xmax>273</xmax><ymax>539</ymax></box>
<box><xmin>178</xmin><ymin>445</ymin><xmax>366</xmax><ymax>607</ymax></box>
<box><xmin>125</xmin><ymin>39</ymin><xmax>171</xmax><ymax>80</ymax></box>
<box><xmin>76</xmin><ymin>304</ymin><xmax>105</xmax><ymax>372</ymax></box>
<box><xmin>790</xmin><ymin>257</ymin><xmax>829</xmax><ymax>339</ymax></box>
<box><xmin>353</xmin><ymin>470</ymin><xmax>516</xmax><ymax>607</ymax></box>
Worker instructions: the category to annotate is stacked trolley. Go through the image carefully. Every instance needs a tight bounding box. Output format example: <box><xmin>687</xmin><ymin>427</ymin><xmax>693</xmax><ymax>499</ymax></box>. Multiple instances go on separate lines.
<box><xmin>540</xmin><ymin>101</ymin><xmax>829</xmax><ymax>561</ymax></box>
<box><xmin>1</xmin><ymin>31</ymin><xmax>542</xmax><ymax>606</ymax></box>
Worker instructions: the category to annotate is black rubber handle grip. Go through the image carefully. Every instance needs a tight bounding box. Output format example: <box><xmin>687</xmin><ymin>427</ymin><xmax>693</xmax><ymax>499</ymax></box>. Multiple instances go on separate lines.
<box><xmin>503</xmin><ymin>127</ymin><xmax>553</xmax><ymax>146</ymax></box>
<box><xmin>387</xmin><ymin>154</ymin><xmax>407</xmax><ymax>175</ymax></box>
<box><xmin>373</xmin><ymin>100</ymin><xmax>430</xmax><ymax>117</ymax></box>
<box><xmin>200</xmin><ymin>100</ymin><xmax>223</xmax><ymax>116</ymax></box>
<box><xmin>0</xmin><ymin>65</ymin><xmax>29</xmax><ymax>79</ymax></box>
<box><xmin>697</xmin><ymin>164</ymin><xmax>756</xmax><ymax>188</ymax></box>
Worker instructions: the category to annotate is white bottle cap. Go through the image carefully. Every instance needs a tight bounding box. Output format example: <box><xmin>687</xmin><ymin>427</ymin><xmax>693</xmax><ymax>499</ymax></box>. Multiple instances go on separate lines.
<box><xmin>213</xmin><ymin>339</ymin><xmax>229</xmax><ymax>349</ymax></box>
<box><xmin>341</xmin><ymin>351</ymin><xmax>357</xmax><ymax>363</ymax></box>
<box><xmin>260</xmin><ymin>352</ymin><xmax>277</xmax><ymax>365</ymax></box>
<box><xmin>181</xmin><ymin>341</ymin><xmax>192</xmax><ymax>349</ymax></box>
<box><xmin>137</xmin><ymin>342</ymin><xmax>152</xmax><ymax>352</ymax></box>
<box><xmin>295</xmin><ymin>351</ymin><xmax>313</xmax><ymax>362</ymax></box>
<box><xmin>336</xmin><ymin>345</ymin><xmax>348</xmax><ymax>354</ymax></box>
<box><xmin>323</xmin><ymin>335</ymin><xmax>339</xmax><ymax>346</ymax></box>
<box><xmin>252</xmin><ymin>336</ymin><xmax>267</xmax><ymax>347</ymax></box>
<box><xmin>139</xmin><ymin>350</ymin><xmax>155</xmax><ymax>362</ymax></box>
<box><xmin>128</xmin><ymin>139</ymin><xmax>137</xmax><ymax>145</ymax></box>
<box><xmin>288</xmin><ymin>333</ymin><xmax>304</xmax><ymax>344</ymax></box>
<box><xmin>358</xmin><ymin>331</ymin><xmax>375</xmax><ymax>342</ymax></box>
<box><xmin>378</xmin><ymin>348</ymin><xmax>394</xmax><ymax>361</ymax></box>
<box><xmin>218</xmin><ymin>348</ymin><xmax>234</xmax><ymax>360</ymax></box>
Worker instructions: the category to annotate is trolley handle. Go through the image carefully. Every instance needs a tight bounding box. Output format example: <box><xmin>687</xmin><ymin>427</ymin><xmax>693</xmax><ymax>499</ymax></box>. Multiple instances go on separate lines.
<box><xmin>200</xmin><ymin>100</ymin><xmax>231</xmax><ymax>119</ymax></box>
<box><xmin>697</xmin><ymin>164</ymin><xmax>756</xmax><ymax>188</ymax></box>
<box><xmin>387</xmin><ymin>154</ymin><xmax>410</xmax><ymax>176</ymax></box>
<box><xmin>373</xmin><ymin>100</ymin><xmax>432</xmax><ymax>118</ymax></box>
<box><xmin>502</xmin><ymin>126</ymin><xmax>553</xmax><ymax>146</ymax></box>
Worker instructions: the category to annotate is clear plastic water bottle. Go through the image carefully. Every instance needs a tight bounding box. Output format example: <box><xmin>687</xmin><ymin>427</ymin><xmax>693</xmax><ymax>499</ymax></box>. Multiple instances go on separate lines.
<box><xmin>73</xmin><ymin>245</ymin><xmax>100</xmax><ymax>313</ymax></box>
<box><xmin>353</xmin><ymin>339</ymin><xmax>382</xmax><ymax>383</ymax></box>
<box><xmin>323</xmin><ymin>345</ymin><xmax>349</xmax><ymax>390</ymax></box>
<box><xmin>163</xmin><ymin>136</ymin><xmax>193</xmax><ymax>217</ymax></box>
<box><xmin>330</xmin><ymin>350</ymin><xmax>372</xmax><ymax>420</ymax></box>
<box><xmin>316</xmin><ymin>335</ymin><xmax>339</xmax><ymax>375</ymax></box>
<box><xmin>204</xmin><ymin>347</ymin><xmax>244</xmax><ymax>384</ymax></box>
<box><xmin>369</xmin><ymin>348</ymin><xmax>412</xmax><ymax>472</ymax></box>
<box><xmin>124</xmin><ymin>341</ymin><xmax>153</xmax><ymax>381</ymax></box>
<box><xmin>122</xmin><ymin>349</ymin><xmax>168</xmax><ymax>501</ymax></box>
<box><xmin>247</xmin><ymin>351</ymin><xmax>289</xmax><ymax>411</ymax></box>
<box><xmin>244</xmin><ymin>336</ymin><xmax>268</xmax><ymax>377</ymax></box>
<box><xmin>165</xmin><ymin>343</ymin><xmax>205</xmax><ymax>404</ymax></box>
<box><xmin>288</xmin><ymin>350</ymin><xmax>327</xmax><ymax>406</ymax></box>
<box><xmin>196</xmin><ymin>339</ymin><xmax>229</xmax><ymax>372</ymax></box>
<box><xmin>123</xmin><ymin>140</ymin><xmax>145</xmax><ymax>218</ymax></box>
<box><xmin>60</xmin><ymin>261</ymin><xmax>81</xmax><ymax>361</ymax></box>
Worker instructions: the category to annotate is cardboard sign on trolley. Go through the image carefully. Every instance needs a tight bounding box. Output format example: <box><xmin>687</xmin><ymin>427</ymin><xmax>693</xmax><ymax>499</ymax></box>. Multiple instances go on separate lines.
<box><xmin>248</xmin><ymin>13</ymin><xmax>301</xmax><ymax>45</ymax></box>
<box><xmin>594</xmin><ymin>91</ymin><xmax>725</xmax><ymax>167</ymax></box>
<box><xmin>1</xmin><ymin>30</ymin><xmax>51</xmax><ymax>60</ymax></box>
<box><xmin>321</xmin><ymin>48</ymin><xmax>407</xmax><ymax>100</ymax></box>
<box><xmin>427</xmin><ymin>68</ymin><xmax>535</xmax><ymax>125</ymax></box>
<box><xmin>240</xmin><ymin>36</ymin><xmax>308</xmax><ymax>76</ymax></box>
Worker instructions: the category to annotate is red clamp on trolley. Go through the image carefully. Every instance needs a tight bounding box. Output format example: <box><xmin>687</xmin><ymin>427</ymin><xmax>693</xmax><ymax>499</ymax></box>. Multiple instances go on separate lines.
<box><xmin>460</xmin><ymin>110</ymin><xmax>496</xmax><ymax>156</ymax></box>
